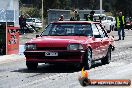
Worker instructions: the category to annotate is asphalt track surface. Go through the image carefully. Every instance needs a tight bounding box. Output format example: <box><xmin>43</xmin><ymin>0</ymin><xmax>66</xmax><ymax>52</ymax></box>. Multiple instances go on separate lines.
<box><xmin>0</xmin><ymin>30</ymin><xmax>132</xmax><ymax>88</ymax></box>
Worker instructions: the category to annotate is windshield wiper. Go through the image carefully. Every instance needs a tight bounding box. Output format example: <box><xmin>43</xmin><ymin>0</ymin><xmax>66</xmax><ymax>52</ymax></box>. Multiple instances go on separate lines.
<box><xmin>74</xmin><ymin>34</ymin><xmax>87</xmax><ymax>36</ymax></box>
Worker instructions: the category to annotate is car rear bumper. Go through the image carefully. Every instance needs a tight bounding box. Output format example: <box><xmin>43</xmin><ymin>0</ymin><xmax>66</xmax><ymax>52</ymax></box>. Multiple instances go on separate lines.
<box><xmin>24</xmin><ymin>50</ymin><xmax>85</xmax><ymax>63</ymax></box>
<box><xmin>125</xmin><ymin>24</ymin><xmax>131</xmax><ymax>29</ymax></box>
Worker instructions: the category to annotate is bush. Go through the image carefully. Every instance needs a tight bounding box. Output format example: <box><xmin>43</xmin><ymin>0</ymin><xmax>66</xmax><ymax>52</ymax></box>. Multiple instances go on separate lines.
<box><xmin>20</xmin><ymin>7</ymin><xmax>41</xmax><ymax>18</ymax></box>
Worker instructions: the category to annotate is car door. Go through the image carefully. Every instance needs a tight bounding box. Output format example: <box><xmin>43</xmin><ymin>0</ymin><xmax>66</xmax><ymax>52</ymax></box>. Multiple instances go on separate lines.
<box><xmin>91</xmin><ymin>24</ymin><xmax>102</xmax><ymax>60</ymax></box>
<box><xmin>96</xmin><ymin>24</ymin><xmax>109</xmax><ymax>57</ymax></box>
<box><xmin>101</xmin><ymin>28</ymin><xmax>110</xmax><ymax>57</ymax></box>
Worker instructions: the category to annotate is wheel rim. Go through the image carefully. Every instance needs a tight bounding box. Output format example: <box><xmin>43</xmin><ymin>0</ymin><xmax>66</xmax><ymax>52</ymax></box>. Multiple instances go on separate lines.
<box><xmin>87</xmin><ymin>49</ymin><xmax>92</xmax><ymax>68</ymax></box>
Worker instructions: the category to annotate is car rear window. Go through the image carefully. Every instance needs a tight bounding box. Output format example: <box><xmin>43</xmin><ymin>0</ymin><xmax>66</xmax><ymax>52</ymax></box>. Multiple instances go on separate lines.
<box><xmin>41</xmin><ymin>23</ymin><xmax>92</xmax><ymax>36</ymax></box>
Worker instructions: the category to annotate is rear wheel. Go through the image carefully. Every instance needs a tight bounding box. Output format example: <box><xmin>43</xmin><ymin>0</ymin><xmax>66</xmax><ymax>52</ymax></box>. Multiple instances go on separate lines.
<box><xmin>111</xmin><ymin>46</ymin><xmax>115</xmax><ymax>51</ymax></box>
<box><xmin>101</xmin><ymin>47</ymin><xmax>111</xmax><ymax>65</ymax></box>
<box><xmin>112</xmin><ymin>26</ymin><xmax>114</xmax><ymax>31</ymax></box>
<box><xmin>26</xmin><ymin>61</ymin><xmax>38</xmax><ymax>70</ymax></box>
<box><xmin>84</xmin><ymin>48</ymin><xmax>92</xmax><ymax>70</ymax></box>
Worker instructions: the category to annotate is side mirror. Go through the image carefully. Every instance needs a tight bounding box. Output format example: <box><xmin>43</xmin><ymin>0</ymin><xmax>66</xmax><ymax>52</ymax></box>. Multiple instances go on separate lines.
<box><xmin>36</xmin><ymin>35</ymin><xmax>40</xmax><ymax>38</ymax></box>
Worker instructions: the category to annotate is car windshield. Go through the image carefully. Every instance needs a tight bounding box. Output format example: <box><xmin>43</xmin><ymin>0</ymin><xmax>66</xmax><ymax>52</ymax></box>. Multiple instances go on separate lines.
<box><xmin>41</xmin><ymin>23</ymin><xmax>92</xmax><ymax>36</ymax></box>
<box><xmin>94</xmin><ymin>16</ymin><xmax>100</xmax><ymax>21</ymax></box>
<box><xmin>26</xmin><ymin>18</ymin><xmax>42</xmax><ymax>23</ymax></box>
<box><xmin>94</xmin><ymin>16</ymin><xmax>106</xmax><ymax>21</ymax></box>
<box><xmin>107</xmin><ymin>17</ymin><xmax>113</xmax><ymax>21</ymax></box>
<box><xmin>35</xmin><ymin>18</ymin><xmax>41</xmax><ymax>22</ymax></box>
<box><xmin>26</xmin><ymin>19</ymin><xmax>33</xmax><ymax>22</ymax></box>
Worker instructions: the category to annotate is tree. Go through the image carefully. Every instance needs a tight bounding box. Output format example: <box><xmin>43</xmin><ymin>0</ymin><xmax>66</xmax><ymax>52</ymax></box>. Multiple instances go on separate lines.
<box><xmin>20</xmin><ymin>0</ymin><xmax>132</xmax><ymax>17</ymax></box>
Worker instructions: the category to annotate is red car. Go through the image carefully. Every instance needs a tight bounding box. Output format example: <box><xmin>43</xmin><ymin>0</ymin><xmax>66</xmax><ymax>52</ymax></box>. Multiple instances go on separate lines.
<box><xmin>24</xmin><ymin>21</ymin><xmax>113</xmax><ymax>70</ymax></box>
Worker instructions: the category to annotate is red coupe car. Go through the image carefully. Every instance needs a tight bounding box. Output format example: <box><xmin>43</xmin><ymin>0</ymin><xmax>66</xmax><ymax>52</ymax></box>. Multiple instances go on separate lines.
<box><xmin>24</xmin><ymin>21</ymin><xmax>113</xmax><ymax>70</ymax></box>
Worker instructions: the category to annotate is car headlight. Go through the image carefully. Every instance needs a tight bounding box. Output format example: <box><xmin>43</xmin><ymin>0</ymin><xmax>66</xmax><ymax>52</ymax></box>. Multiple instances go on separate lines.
<box><xmin>67</xmin><ymin>44</ymin><xmax>84</xmax><ymax>50</ymax></box>
<box><xmin>25</xmin><ymin>44</ymin><xmax>36</xmax><ymax>50</ymax></box>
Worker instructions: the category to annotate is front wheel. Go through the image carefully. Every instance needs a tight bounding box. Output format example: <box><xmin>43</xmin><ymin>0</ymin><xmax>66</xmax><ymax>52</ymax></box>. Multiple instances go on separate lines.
<box><xmin>84</xmin><ymin>48</ymin><xmax>92</xmax><ymax>70</ymax></box>
<box><xmin>26</xmin><ymin>61</ymin><xmax>38</xmax><ymax>70</ymax></box>
<box><xmin>101</xmin><ymin>47</ymin><xmax>111</xmax><ymax>65</ymax></box>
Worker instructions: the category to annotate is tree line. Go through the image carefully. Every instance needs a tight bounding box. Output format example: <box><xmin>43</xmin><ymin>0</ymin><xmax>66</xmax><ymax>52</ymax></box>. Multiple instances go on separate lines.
<box><xmin>20</xmin><ymin>0</ymin><xmax>132</xmax><ymax>18</ymax></box>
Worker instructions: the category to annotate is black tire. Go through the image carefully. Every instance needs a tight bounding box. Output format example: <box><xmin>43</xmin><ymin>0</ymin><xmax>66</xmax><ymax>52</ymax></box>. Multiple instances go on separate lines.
<box><xmin>84</xmin><ymin>48</ymin><xmax>92</xmax><ymax>70</ymax></box>
<box><xmin>112</xmin><ymin>26</ymin><xmax>114</xmax><ymax>31</ymax></box>
<box><xmin>110</xmin><ymin>25</ymin><xmax>112</xmax><ymax>32</ymax></box>
<box><xmin>111</xmin><ymin>46</ymin><xmax>115</xmax><ymax>51</ymax></box>
<box><xmin>101</xmin><ymin>47</ymin><xmax>111</xmax><ymax>65</ymax></box>
<box><xmin>114</xmin><ymin>28</ymin><xmax>117</xmax><ymax>31</ymax></box>
<box><xmin>26</xmin><ymin>61</ymin><xmax>38</xmax><ymax>70</ymax></box>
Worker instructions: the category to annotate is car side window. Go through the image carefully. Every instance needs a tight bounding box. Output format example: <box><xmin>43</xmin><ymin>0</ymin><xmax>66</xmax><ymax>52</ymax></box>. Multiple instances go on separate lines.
<box><xmin>99</xmin><ymin>29</ymin><xmax>105</xmax><ymax>38</ymax></box>
<box><xmin>96</xmin><ymin>24</ymin><xmax>106</xmax><ymax>38</ymax></box>
<box><xmin>92</xmin><ymin>24</ymin><xmax>101</xmax><ymax>38</ymax></box>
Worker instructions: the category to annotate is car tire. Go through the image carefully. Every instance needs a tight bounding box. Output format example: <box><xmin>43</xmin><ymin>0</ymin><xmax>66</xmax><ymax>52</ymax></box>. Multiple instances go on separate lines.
<box><xmin>110</xmin><ymin>25</ymin><xmax>113</xmax><ymax>32</ymax></box>
<box><xmin>114</xmin><ymin>28</ymin><xmax>117</xmax><ymax>31</ymax></box>
<box><xmin>112</xmin><ymin>26</ymin><xmax>114</xmax><ymax>31</ymax></box>
<box><xmin>26</xmin><ymin>61</ymin><xmax>38</xmax><ymax>70</ymax></box>
<box><xmin>84</xmin><ymin>48</ymin><xmax>92</xmax><ymax>70</ymax></box>
<box><xmin>101</xmin><ymin>47</ymin><xmax>111</xmax><ymax>65</ymax></box>
<box><xmin>111</xmin><ymin>46</ymin><xmax>115</xmax><ymax>51</ymax></box>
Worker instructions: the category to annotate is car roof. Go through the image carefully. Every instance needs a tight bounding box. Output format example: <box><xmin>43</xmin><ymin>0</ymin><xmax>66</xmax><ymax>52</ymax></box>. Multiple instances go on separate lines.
<box><xmin>51</xmin><ymin>21</ymin><xmax>100</xmax><ymax>24</ymax></box>
<box><xmin>107</xmin><ymin>16</ymin><xmax>115</xmax><ymax>18</ymax></box>
<box><xmin>107</xmin><ymin>16</ymin><xmax>113</xmax><ymax>17</ymax></box>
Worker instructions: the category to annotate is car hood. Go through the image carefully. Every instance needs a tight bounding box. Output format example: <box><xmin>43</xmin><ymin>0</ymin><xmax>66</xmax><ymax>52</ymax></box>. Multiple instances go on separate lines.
<box><xmin>26</xmin><ymin>36</ymin><xmax>89</xmax><ymax>47</ymax></box>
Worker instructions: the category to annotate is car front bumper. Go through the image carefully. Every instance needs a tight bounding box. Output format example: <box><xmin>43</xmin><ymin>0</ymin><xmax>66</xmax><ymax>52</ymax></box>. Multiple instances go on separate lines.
<box><xmin>24</xmin><ymin>50</ymin><xmax>85</xmax><ymax>63</ymax></box>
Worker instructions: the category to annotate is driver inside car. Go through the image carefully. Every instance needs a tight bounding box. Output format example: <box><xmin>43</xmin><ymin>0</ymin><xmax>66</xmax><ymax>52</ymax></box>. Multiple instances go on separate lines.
<box><xmin>55</xmin><ymin>26</ymin><xmax>66</xmax><ymax>35</ymax></box>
